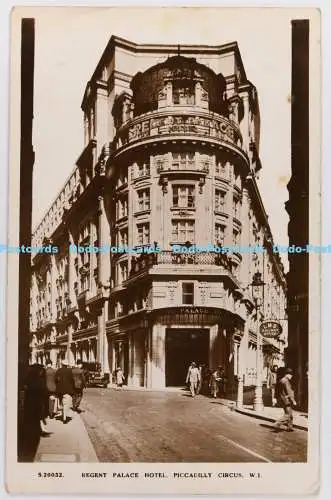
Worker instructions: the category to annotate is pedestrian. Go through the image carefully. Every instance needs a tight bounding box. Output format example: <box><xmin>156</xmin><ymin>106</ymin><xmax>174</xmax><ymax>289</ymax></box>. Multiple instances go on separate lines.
<box><xmin>45</xmin><ymin>360</ymin><xmax>57</xmax><ymax>419</ymax></box>
<box><xmin>185</xmin><ymin>361</ymin><xmax>201</xmax><ymax>397</ymax></box>
<box><xmin>55</xmin><ymin>359</ymin><xmax>75</xmax><ymax>424</ymax></box>
<box><xmin>210</xmin><ymin>366</ymin><xmax>224</xmax><ymax>398</ymax></box>
<box><xmin>115</xmin><ymin>367</ymin><xmax>125</xmax><ymax>388</ymax></box>
<box><xmin>267</xmin><ymin>365</ymin><xmax>278</xmax><ymax>407</ymax></box>
<box><xmin>274</xmin><ymin>367</ymin><xmax>296</xmax><ymax>432</ymax></box>
<box><xmin>196</xmin><ymin>364</ymin><xmax>204</xmax><ymax>395</ymax></box>
<box><xmin>72</xmin><ymin>359</ymin><xmax>86</xmax><ymax>413</ymax></box>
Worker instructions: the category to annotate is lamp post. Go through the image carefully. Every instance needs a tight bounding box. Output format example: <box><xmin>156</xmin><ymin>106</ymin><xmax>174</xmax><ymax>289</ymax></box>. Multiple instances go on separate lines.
<box><xmin>251</xmin><ymin>272</ymin><xmax>265</xmax><ymax>412</ymax></box>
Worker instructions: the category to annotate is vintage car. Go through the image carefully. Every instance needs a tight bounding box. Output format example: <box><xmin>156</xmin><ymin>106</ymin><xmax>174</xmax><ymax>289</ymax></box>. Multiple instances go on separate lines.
<box><xmin>81</xmin><ymin>362</ymin><xmax>109</xmax><ymax>388</ymax></box>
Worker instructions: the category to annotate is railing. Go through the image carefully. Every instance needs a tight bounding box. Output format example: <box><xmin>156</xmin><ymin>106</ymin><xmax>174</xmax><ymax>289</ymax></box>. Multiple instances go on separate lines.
<box><xmin>114</xmin><ymin>110</ymin><xmax>242</xmax><ymax>151</ymax></box>
<box><xmin>126</xmin><ymin>250</ymin><xmax>232</xmax><ymax>281</ymax></box>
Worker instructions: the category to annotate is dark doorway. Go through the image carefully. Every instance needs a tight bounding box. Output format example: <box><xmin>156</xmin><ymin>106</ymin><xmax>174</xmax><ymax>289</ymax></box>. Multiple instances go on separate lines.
<box><xmin>165</xmin><ymin>329</ymin><xmax>209</xmax><ymax>386</ymax></box>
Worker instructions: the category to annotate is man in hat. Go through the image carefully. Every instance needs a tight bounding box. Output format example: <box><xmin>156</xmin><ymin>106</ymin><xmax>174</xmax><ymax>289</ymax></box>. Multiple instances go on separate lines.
<box><xmin>185</xmin><ymin>362</ymin><xmax>201</xmax><ymax>397</ymax></box>
<box><xmin>72</xmin><ymin>359</ymin><xmax>86</xmax><ymax>413</ymax></box>
<box><xmin>274</xmin><ymin>368</ymin><xmax>297</xmax><ymax>431</ymax></box>
<box><xmin>55</xmin><ymin>358</ymin><xmax>75</xmax><ymax>424</ymax></box>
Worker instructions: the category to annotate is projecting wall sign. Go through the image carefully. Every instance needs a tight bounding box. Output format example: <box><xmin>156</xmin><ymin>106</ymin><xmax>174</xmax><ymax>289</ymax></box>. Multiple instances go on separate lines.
<box><xmin>260</xmin><ymin>320</ymin><xmax>283</xmax><ymax>338</ymax></box>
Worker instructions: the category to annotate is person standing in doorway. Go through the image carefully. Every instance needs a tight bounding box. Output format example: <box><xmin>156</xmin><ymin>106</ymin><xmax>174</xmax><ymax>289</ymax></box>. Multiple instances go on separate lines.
<box><xmin>274</xmin><ymin>368</ymin><xmax>296</xmax><ymax>431</ymax></box>
<box><xmin>45</xmin><ymin>360</ymin><xmax>57</xmax><ymax>419</ymax></box>
<box><xmin>116</xmin><ymin>367</ymin><xmax>125</xmax><ymax>388</ymax></box>
<box><xmin>72</xmin><ymin>359</ymin><xmax>86</xmax><ymax>413</ymax></box>
<box><xmin>186</xmin><ymin>362</ymin><xmax>201</xmax><ymax>397</ymax></box>
<box><xmin>55</xmin><ymin>359</ymin><xmax>75</xmax><ymax>424</ymax></box>
<box><xmin>267</xmin><ymin>365</ymin><xmax>278</xmax><ymax>407</ymax></box>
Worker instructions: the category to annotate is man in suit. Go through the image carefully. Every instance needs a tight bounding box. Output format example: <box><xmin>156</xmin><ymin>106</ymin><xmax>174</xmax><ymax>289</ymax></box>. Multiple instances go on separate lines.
<box><xmin>274</xmin><ymin>367</ymin><xmax>297</xmax><ymax>431</ymax></box>
<box><xmin>55</xmin><ymin>359</ymin><xmax>75</xmax><ymax>424</ymax></box>
<box><xmin>186</xmin><ymin>361</ymin><xmax>201</xmax><ymax>397</ymax></box>
<box><xmin>45</xmin><ymin>360</ymin><xmax>57</xmax><ymax>418</ymax></box>
<box><xmin>72</xmin><ymin>359</ymin><xmax>86</xmax><ymax>413</ymax></box>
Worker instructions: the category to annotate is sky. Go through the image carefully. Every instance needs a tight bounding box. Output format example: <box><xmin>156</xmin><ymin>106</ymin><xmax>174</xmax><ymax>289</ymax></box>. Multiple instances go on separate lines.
<box><xmin>31</xmin><ymin>7</ymin><xmax>294</xmax><ymax>266</ymax></box>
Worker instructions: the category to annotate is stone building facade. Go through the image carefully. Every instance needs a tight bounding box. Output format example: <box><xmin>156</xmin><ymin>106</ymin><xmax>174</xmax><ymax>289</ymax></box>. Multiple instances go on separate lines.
<box><xmin>30</xmin><ymin>36</ymin><xmax>287</xmax><ymax>393</ymax></box>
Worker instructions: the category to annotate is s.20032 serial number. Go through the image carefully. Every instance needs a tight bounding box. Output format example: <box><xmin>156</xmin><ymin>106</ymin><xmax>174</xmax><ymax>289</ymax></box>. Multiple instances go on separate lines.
<box><xmin>38</xmin><ymin>472</ymin><xmax>64</xmax><ymax>478</ymax></box>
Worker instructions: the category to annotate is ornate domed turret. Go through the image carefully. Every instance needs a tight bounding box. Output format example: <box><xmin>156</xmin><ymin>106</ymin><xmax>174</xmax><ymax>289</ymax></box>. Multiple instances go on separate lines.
<box><xmin>130</xmin><ymin>55</ymin><xmax>228</xmax><ymax>117</ymax></box>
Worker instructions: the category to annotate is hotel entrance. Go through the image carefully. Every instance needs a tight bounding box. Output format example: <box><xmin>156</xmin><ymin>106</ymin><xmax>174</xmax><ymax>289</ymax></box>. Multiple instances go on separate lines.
<box><xmin>165</xmin><ymin>329</ymin><xmax>209</xmax><ymax>387</ymax></box>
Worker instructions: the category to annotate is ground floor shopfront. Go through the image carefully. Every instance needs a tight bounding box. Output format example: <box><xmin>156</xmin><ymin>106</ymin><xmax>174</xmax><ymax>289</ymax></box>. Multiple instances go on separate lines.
<box><xmin>31</xmin><ymin>306</ymin><xmax>284</xmax><ymax>392</ymax></box>
<box><xmin>106</xmin><ymin>307</ymin><xmax>284</xmax><ymax>392</ymax></box>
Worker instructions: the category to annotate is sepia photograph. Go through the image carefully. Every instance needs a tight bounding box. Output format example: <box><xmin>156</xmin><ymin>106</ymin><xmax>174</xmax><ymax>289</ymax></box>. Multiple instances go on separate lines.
<box><xmin>6</xmin><ymin>6</ymin><xmax>321</xmax><ymax>495</ymax></box>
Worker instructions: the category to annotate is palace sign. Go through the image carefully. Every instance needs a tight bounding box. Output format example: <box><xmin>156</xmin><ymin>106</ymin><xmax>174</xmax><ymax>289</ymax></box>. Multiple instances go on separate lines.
<box><xmin>260</xmin><ymin>321</ymin><xmax>282</xmax><ymax>338</ymax></box>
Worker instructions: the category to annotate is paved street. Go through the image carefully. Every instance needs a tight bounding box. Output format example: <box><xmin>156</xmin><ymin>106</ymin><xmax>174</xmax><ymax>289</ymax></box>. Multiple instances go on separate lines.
<box><xmin>80</xmin><ymin>388</ymin><xmax>307</xmax><ymax>463</ymax></box>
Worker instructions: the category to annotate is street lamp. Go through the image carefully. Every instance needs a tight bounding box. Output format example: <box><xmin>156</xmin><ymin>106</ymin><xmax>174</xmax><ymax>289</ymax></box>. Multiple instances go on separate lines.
<box><xmin>251</xmin><ymin>271</ymin><xmax>265</xmax><ymax>412</ymax></box>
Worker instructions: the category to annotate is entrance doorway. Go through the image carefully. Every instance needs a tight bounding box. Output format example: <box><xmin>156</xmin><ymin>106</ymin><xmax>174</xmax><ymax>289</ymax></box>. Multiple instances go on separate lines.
<box><xmin>165</xmin><ymin>329</ymin><xmax>209</xmax><ymax>386</ymax></box>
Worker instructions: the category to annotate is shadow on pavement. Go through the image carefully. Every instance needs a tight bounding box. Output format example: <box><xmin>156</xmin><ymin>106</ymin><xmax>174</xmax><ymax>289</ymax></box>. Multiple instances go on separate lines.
<box><xmin>259</xmin><ymin>423</ymin><xmax>283</xmax><ymax>433</ymax></box>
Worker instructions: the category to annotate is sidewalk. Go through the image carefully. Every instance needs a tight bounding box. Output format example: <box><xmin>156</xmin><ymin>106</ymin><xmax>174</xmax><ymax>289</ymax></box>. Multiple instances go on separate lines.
<box><xmin>34</xmin><ymin>412</ymin><xmax>99</xmax><ymax>463</ymax></box>
<box><xmin>220</xmin><ymin>398</ymin><xmax>308</xmax><ymax>431</ymax></box>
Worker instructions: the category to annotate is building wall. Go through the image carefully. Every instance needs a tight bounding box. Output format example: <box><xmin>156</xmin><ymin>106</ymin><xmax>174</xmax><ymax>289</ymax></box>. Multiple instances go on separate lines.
<box><xmin>30</xmin><ymin>37</ymin><xmax>287</xmax><ymax>394</ymax></box>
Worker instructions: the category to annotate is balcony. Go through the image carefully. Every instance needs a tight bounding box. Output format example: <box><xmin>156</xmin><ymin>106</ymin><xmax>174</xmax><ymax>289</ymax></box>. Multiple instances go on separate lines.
<box><xmin>121</xmin><ymin>250</ymin><xmax>237</xmax><ymax>285</ymax></box>
<box><xmin>112</xmin><ymin>110</ymin><xmax>245</xmax><ymax>159</ymax></box>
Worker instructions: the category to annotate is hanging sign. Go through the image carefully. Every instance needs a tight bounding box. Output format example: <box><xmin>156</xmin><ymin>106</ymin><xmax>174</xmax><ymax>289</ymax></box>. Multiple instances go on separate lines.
<box><xmin>260</xmin><ymin>321</ymin><xmax>282</xmax><ymax>338</ymax></box>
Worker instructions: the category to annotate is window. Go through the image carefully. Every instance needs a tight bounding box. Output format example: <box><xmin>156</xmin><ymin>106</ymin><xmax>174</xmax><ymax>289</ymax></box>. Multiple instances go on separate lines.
<box><xmin>119</xmin><ymin>229</ymin><xmax>128</xmax><ymax>246</ymax></box>
<box><xmin>233</xmin><ymin>229</ymin><xmax>241</xmax><ymax>245</ymax></box>
<box><xmin>173</xmin><ymin>81</ymin><xmax>195</xmax><ymax>105</ymax></box>
<box><xmin>154</xmin><ymin>154</ymin><xmax>167</xmax><ymax>173</ymax></box>
<box><xmin>182</xmin><ymin>282</ymin><xmax>194</xmax><ymax>305</ymax></box>
<box><xmin>137</xmin><ymin>189</ymin><xmax>150</xmax><ymax>211</ymax></box>
<box><xmin>119</xmin><ymin>261</ymin><xmax>128</xmax><ymax>283</ymax></box>
<box><xmin>137</xmin><ymin>161</ymin><xmax>150</xmax><ymax>178</ymax></box>
<box><xmin>215</xmin><ymin>190</ymin><xmax>226</xmax><ymax>212</ymax></box>
<box><xmin>171</xmin><ymin>220</ymin><xmax>195</xmax><ymax>243</ymax></box>
<box><xmin>215</xmin><ymin>224</ymin><xmax>225</xmax><ymax>246</ymax></box>
<box><xmin>200</xmin><ymin>154</ymin><xmax>211</xmax><ymax>172</ymax></box>
<box><xmin>233</xmin><ymin>197</ymin><xmax>241</xmax><ymax>219</ymax></box>
<box><xmin>216</xmin><ymin>159</ymin><xmax>227</xmax><ymax>177</ymax></box>
<box><xmin>137</xmin><ymin>223</ymin><xmax>150</xmax><ymax>246</ymax></box>
<box><xmin>117</xmin><ymin>170</ymin><xmax>128</xmax><ymax>186</ymax></box>
<box><xmin>172</xmin><ymin>185</ymin><xmax>195</xmax><ymax>208</ymax></box>
<box><xmin>79</xmin><ymin>222</ymin><xmax>89</xmax><ymax>242</ymax></box>
<box><xmin>172</xmin><ymin>152</ymin><xmax>195</xmax><ymax>170</ymax></box>
<box><xmin>118</xmin><ymin>197</ymin><xmax>128</xmax><ymax>218</ymax></box>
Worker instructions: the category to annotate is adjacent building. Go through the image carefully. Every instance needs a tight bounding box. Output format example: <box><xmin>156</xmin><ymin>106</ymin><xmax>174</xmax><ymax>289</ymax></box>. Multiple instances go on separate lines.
<box><xmin>286</xmin><ymin>21</ymin><xmax>309</xmax><ymax>410</ymax></box>
<box><xmin>30</xmin><ymin>36</ymin><xmax>287</xmax><ymax>395</ymax></box>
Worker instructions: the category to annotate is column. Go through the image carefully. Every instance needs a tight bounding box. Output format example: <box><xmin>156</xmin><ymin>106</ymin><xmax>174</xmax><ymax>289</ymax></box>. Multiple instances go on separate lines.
<box><xmin>146</xmin><ymin>328</ymin><xmax>152</xmax><ymax>388</ymax></box>
<box><xmin>209</xmin><ymin>324</ymin><xmax>218</xmax><ymax>369</ymax></box>
<box><xmin>127</xmin><ymin>332</ymin><xmax>134</xmax><ymax>387</ymax></box>
<box><xmin>97</xmin><ymin>194</ymin><xmax>110</xmax><ymax>373</ymax></box>
<box><xmin>95</xmin><ymin>80</ymin><xmax>109</xmax><ymax>158</ymax></box>
<box><xmin>149</xmin><ymin>324</ymin><xmax>166</xmax><ymax>389</ymax></box>
<box><xmin>67</xmin><ymin>324</ymin><xmax>74</xmax><ymax>366</ymax></box>
<box><xmin>98</xmin><ymin>195</ymin><xmax>110</xmax><ymax>286</ymax></box>
<box><xmin>50</xmin><ymin>346</ymin><xmax>57</xmax><ymax>367</ymax></box>
<box><xmin>68</xmin><ymin>231</ymin><xmax>76</xmax><ymax>306</ymax></box>
<box><xmin>240</xmin><ymin>92</ymin><xmax>250</xmax><ymax>152</ymax></box>
<box><xmin>97</xmin><ymin>311</ymin><xmax>105</xmax><ymax>368</ymax></box>
<box><xmin>240</xmin><ymin>186</ymin><xmax>250</xmax><ymax>285</ymax></box>
<box><xmin>50</xmin><ymin>254</ymin><xmax>57</xmax><ymax>323</ymax></box>
<box><xmin>237</xmin><ymin>320</ymin><xmax>249</xmax><ymax>408</ymax></box>
<box><xmin>166</xmin><ymin>81</ymin><xmax>173</xmax><ymax>106</ymax></box>
<box><xmin>132</xmin><ymin>330</ymin><xmax>145</xmax><ymax>387</ymax></box>
<box><xmin>103</xmin><ymin>330</ymin><xmax>110</xmax><ymax>376</ymax></box>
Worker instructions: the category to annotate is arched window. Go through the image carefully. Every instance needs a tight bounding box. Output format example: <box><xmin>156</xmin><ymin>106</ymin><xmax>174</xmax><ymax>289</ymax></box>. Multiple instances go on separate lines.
<box><xmin>173</xmin><ymin>80</ymin><xmax>195</xmax><ymax>105</ymax></box>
